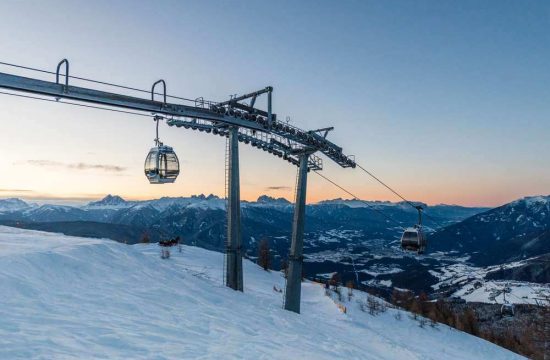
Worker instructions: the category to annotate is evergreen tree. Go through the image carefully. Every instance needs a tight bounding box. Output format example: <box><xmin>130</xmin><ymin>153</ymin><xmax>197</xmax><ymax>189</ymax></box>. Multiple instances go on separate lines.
<box><xmin>140</xmin><ymin>232</ymin><xmax>150</xmax><ymax>244</ymax></box>
<box><xmin>257</xmin><ymin>238</ymin><xmax>270</xmax><ymax>271</ymax></box>
<box><xmin>346</xmin><ymin>280</ymin><xmax>354</xmax><ymax>301</ymax></box>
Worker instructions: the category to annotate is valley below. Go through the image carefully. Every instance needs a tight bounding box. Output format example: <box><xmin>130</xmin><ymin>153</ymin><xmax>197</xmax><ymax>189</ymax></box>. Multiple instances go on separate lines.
<box><xmin>1</xmin><ymin>194</ymin><xmax>547</xmax><ymax>300</ymax></box>
<box><xmin>1</xmin><ymin>194</ymin><xmax>549</xmax><ymax>358</ymax></box>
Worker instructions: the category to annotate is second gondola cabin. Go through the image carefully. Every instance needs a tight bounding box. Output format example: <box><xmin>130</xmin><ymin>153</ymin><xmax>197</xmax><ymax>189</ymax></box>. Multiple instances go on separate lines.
<box><xmin>400</xmin><ymin>205</ymin><xmax>427</xmax><ymax>254</ymax></box>
<box><xmin>400</xmin><ymin>226</ymin><xmax>426</xmax><ymax>254</ymax></box>
<box><xmin>500</xmin><ymin>303</ymin><xmax>515</xmax><ymax>317</ymax></box>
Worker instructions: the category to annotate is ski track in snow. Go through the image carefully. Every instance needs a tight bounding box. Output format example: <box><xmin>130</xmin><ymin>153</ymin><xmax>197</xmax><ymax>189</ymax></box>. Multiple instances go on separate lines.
<box><xmin>0</xmin><ymin>226</ymin><xmax>524</xmax><ymax>359</ymax></box>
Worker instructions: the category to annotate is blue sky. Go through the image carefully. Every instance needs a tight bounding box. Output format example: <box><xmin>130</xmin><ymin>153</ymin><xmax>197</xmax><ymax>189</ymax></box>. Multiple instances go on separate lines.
<box><xmin>0</xmin><ymin>0</ymin><xmax>548</xmax><ymax>206</ymax></box>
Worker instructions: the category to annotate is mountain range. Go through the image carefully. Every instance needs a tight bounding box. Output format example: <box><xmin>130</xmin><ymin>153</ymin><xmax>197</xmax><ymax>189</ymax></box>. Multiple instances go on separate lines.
<box><xmin>429</xmin><ymin>196</ymin><xmax>550</xmax><ymax>266</ymax></box>
<box><xmin>0</xmin><ymin>194</ymin><xmax>548</xmax><ymax>295</ymax></box>
<box><xmin>0</xmin><ymin>194</ymin><xmax>486</xmax><ymax>249</ymax></box>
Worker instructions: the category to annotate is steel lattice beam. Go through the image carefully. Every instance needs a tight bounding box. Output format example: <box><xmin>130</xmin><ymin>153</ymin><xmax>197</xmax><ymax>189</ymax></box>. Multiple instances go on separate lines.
<box><xmin>0</xmin><ymin>71</ymin><xmax>355</xmax><ymax>169</ymax></box>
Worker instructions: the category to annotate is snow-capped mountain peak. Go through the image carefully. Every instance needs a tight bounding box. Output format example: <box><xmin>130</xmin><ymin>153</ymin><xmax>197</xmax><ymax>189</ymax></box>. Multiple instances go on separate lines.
<box><xmin>510</xmin><ymin>195</ymin><xmax>550</xmax><ymax>210</ymax></box>
<box><xmin>0</xmin><ymin>198</ymin><xmax>30</xmax><ymax>212</ymax></box>
<box><xmin>316</xmin><ymin>198</ymin><xmax>429</xmax><ymax>211</ymax></box>
<box><xmin>255</xmin><ymin>195</ymin><xmax>291</xmax><ymax>206</ymax></box>
<box><xmin>87</xmin><ymin>194</ymin><xmax>128</xmax><ymax>208</ymax></box>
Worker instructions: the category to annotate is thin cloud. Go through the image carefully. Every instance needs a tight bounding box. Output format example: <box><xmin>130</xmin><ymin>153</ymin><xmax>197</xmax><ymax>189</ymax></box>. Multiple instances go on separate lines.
<box><xmin>26</xmin><ymin>160</ymin><xmax>61</xmax><ymax>167</ymax></box>
<box><xmin>8</xmin><ymin>193</ymin><xmax>116</xmax><ymax>204</ymax></box>
<box><xmin>68</xmin><ymin>163</ymin><xmax>126</xmax><ymax>172</ymax></box>
<box><xmin>0</xmin><ymin>189</ymin><xmax>33</xmax><ymax>192</ymax></box>
<box><xmin>25</xmin><ymin>160</ymin><xmax>126</xmax><ymax>173</ymax></box>
<box><xmin>265</xmin><ymin>186</ymin><xmax>292</xmax><ymax>191</ymax></box>
<box><xmin>21</xmin><ymin>194</ymin><xmax>106</xmax><ymax>201</ymax></box>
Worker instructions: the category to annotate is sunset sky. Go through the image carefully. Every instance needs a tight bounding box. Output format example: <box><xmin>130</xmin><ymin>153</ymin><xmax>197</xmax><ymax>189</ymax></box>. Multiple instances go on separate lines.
<box><xmin>0</xmin><ymin>0</ymin><xmax>548</xmax><ymax>207</ymax></box>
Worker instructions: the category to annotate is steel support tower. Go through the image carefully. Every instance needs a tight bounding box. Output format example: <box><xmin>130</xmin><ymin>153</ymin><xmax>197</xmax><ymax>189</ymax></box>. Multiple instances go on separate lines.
<box><xmin>284</xmin><ymin>152</ymin><xmax>310</xmax><ymax>313</ymax></box>
<box><xmin>226</xmin><ymin>126</ymin><xmax>243</xmax><ymax>291</ymax></box>
<box><xmin>0</xmin><ymin>59</ymin><xmax>356</xmax><ymax>313</ymax></box>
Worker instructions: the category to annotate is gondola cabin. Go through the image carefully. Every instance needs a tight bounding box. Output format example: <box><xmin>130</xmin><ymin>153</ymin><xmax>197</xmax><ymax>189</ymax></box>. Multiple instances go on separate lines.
<box><xmin>400</xmin><ymin>205</ymin><xmax>427</xmax><ymax>254</ymax></box>
<box><xmin>400</xmin><ymin>226</ymin><xmax>426</xmax><ymax>254</ymax></box>
<box><xmin>144</xmin><ymin>145</ymin><xmax>180</xmax><ymax>184</ymax></box>
<box><xmin>500</xmin><ymin>303</ymin><xmax>515</xmax><ymax>317</ymax></box>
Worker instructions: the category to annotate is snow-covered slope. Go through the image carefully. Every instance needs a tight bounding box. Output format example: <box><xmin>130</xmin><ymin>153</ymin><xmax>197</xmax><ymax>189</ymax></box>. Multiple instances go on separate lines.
<box><xmin>430</xmin><ymin>258</ymin><xmax>550</xmax><ymax>304</ymax></box>
<box><xmin>0</xmin><ymin>226</ymin><xmax>523</xmax><ymax>359</ymax></box>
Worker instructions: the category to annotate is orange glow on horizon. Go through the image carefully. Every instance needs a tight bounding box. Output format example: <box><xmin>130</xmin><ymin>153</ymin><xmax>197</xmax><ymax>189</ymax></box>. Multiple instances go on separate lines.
<box><xmin>4</xmin><ymin>183</ymin><xmax>544</xmax><ymax>209</ymax></box>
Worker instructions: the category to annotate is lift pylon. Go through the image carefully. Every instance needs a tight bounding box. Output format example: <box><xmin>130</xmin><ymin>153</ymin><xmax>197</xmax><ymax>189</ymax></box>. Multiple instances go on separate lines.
<box><xmin>225</xmin><ymin>126</ymin><xmax>243</xmax><ymax>291</ymax></box>
<box><xmin>284</xmin><ymin>152</ymin><xmax>310</xmax><ymax>313</ymax></box>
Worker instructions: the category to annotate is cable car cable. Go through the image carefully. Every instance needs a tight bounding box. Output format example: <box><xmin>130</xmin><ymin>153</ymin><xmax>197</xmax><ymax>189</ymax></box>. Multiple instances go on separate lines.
<box><xmin>0</xmin><ymin>90</ymin><xmax>151</xmax><ymax>117</ymax></box>
<box><xmin>313</xmin><ymin>170</ymin><xmax>404</xmax><ymax>230</ymax></box>
<box><xmin>313</xmin><ymin>170</ymin><xmax>431</xmax><ymax>253</ymax></box>
<box><xmin>356</xmin><ymin>164</ymin><xmax>417</xmax><ymax>208</ymax></box>
<box><xmin>0</xmin><ymin>60</ymin><xmax>204</xmax><ymax>105</ymax></box>
<box><xmin>355</xmin><ymin>163</ymin><xmax>445</xmax><ymax>229</ymax></box>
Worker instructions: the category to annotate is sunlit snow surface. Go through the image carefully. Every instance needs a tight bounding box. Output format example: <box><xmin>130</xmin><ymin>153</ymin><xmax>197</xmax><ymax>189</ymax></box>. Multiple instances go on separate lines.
<box><xmin>430</xmin><ymin>261</ymin><xmax>550</xmax><ymax>305</ymax></box>
<box><xmin>0</xmin><ymin>226</ymin><xmax>523</xmax><ymax>359</ymax></box>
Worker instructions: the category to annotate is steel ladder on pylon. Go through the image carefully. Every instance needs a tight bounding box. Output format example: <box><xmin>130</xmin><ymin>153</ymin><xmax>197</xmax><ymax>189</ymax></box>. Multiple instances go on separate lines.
<box><xmin>222</xmin><ymin>135</ymin><xmax>230</xmax><ymax>286</ymax></box>
<box><xmin>282</xmin><ymin>165</ymin><xmax>301</xmax><ymax>308</ymax></box>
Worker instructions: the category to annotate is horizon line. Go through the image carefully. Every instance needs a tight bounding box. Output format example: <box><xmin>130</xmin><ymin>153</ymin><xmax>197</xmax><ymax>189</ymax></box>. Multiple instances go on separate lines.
<box><xmin>1</xmin><ymin>192</ymin><xmax>541</xmax><ymax>208</ymax></box>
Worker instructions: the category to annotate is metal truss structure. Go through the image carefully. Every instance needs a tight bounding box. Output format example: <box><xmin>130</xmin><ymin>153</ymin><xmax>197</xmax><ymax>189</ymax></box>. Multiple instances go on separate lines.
<box><xmin>0</xmin><ymin>59</ymin><xmax>356</xmax><ymax>314</ymax></box>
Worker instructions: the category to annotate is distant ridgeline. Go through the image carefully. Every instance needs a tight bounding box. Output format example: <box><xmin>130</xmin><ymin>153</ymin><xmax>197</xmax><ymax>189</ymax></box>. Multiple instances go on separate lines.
<box><xmin>428</xmin><ymin>196</ymin><xmax>550</xmax><ymax>266</ymax></box>
<box><xmin>0</xmin><ymin>194</ymin><xmax>486</xmax><ymax>246</ymax></box>
<box><xmin>1</xmin><ymin>194</ymin><xmax>548</xmax><ymax>291</ymax></box>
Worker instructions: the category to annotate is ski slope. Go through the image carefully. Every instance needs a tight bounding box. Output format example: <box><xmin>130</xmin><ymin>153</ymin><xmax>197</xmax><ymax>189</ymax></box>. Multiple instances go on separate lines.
<box><xmin>0</xmin><ymin>226</ymin><xmax>524</xmax><ymax>359</ymax></box>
